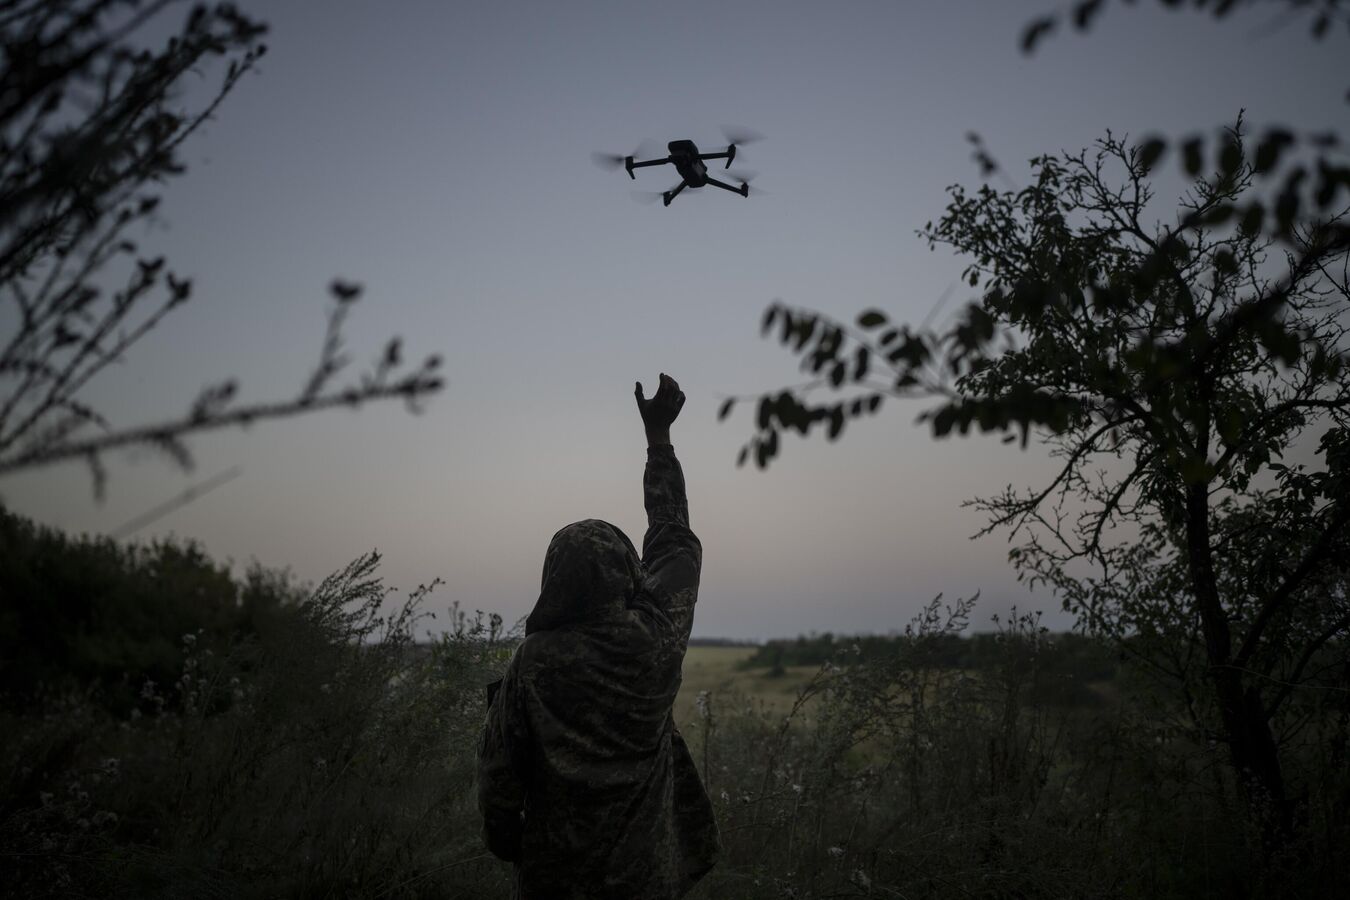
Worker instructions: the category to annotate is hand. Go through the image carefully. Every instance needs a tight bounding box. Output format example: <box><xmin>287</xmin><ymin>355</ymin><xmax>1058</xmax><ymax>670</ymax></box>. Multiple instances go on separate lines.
<box><xmin>635</xmin><ymin>373</ymin><xmax>685</xmax><ymax>445</ymax></box>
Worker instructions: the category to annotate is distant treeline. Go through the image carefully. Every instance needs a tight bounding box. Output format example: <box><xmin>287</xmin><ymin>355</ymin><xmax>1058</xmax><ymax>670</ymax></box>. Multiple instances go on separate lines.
<box><xmin>740</xmin><ymin>630</ymin><xmax>1119</xmax><ymax>681</ymax></box>
<box><xmin>687</xmin><ymin>637</ymin><xmax>760</xmax><ymax>648</ymax></box>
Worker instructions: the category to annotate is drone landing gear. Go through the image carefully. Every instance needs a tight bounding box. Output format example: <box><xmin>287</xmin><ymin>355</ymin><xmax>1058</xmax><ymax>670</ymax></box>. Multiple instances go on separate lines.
<box><xmin>705</xmin><ymin>176</ymin><xmax>749</xmax><ymax>198</ymax></box>
<box><xmin>662</xmin><ymin>180</ymin><xmax>688</xmax><ymax>206</ymax></box>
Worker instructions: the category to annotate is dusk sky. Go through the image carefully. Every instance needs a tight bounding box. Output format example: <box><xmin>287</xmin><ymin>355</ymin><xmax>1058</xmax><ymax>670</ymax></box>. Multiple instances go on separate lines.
<box><xmin>3</xmin><ymin>0</ymin><xmax>1344</xmax><ymax>639</ymax></box>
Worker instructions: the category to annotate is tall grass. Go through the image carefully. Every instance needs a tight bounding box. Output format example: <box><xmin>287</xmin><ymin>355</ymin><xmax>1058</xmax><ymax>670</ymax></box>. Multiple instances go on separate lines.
<box><xmin>3</xmin><ymin>552</ymin><xmax>1346</xmax><ymax>898</ymax></box>
<box><xmin>1</xmin><ymin>552</ymin><xmax>512</xmax><ymax>898</ymax></box>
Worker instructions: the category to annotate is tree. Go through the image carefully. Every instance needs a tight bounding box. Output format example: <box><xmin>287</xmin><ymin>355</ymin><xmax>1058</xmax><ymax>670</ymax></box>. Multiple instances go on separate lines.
<box><xmin>0</xmin><ymin>1</ymin><xmax>443</xmax><ymax>497</ymax></box>
<box><xmin>727</xmin><ymin>123</ymin><xmax>1350</xmax><ymax>841</ymax></box>
<box><xmin>723</xmin><ymin>3</ymin><xmax>1350</xmax><ymax>848</ymax></box>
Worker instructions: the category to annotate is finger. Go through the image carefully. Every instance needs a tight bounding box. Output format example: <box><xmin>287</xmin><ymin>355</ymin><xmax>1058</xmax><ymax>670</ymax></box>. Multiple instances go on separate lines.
<box><xmin>676</xmin><ymin>391</ymin><xmax>686</xmax><ymax>406</ymax></box>
<box><xmin>635</xmin><ymin>381</ymin><xmax>645</xmax><ymax>403</ymax></box>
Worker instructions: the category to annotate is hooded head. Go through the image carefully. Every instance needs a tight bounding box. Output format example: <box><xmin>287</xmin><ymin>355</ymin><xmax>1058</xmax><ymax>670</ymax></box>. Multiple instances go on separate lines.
<box><xmin>525</xmin><ymin>519</ymin><xmax>642</xmax><ymax>634</ymax></box>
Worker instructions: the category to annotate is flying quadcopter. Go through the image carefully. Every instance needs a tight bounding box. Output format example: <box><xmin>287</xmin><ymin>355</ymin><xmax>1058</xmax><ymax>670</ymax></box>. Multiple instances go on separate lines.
<box><xmin>593</xmin><ymin>128</ymin><xmax>763</xmax><ymax>207</ymax></box>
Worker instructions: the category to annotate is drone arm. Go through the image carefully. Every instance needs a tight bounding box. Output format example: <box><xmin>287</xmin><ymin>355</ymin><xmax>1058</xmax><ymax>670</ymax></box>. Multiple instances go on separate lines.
<box><xmin>699</xmin><ymin>145</ymin><xmax>736</xmax><ymax>168</ymax></box>
<box><xmin>662</xmin><ymin>180</ymin><xmax>688</xmax><ymax>207</ymax></box>
<box><xmin>629</xmin><ymin>157</ymin><xmax>672</xmax><ymax>170</ymax></box>
<box><xmin>704</xmin><ymin>176</ymin><xmax>749</xmax><ymax>198</ymax></box>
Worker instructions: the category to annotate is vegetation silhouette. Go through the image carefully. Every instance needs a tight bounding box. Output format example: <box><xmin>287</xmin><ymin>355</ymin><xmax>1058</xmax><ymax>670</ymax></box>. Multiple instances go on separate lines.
<box><xmin>0</xmin><ymin>1</ymin><xmax>443</xmax><ymax>498</ymax></box>
<box><xmin>723</xmin><ymin>0</ymin><xmax>1349</xmax><ymax>875</ymax></box>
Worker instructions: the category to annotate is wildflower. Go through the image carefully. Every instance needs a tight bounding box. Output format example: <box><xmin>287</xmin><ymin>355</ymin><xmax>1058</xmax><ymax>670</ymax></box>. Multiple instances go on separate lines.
<box><xmin>791</xmin><ymin>783</ymin><xmax>803</xmax><ymax>795</ymax></box>
<box><xmin>101</xmin><ymin>758</ymin><xmax>120</xmax><ymax>777</ymax></box>
<box><xmin>720</xmin><ymin>790</ymin><xmax>730</xmax><ymax>803</ymax></box>
<box><xmin>139</xmin><ymin>679</ymin><xmax>157</xmax><ymax>700</ymax></box>
<box><xmin>851</xmin><ymin>868</ymin><xmax>871</xmax><ymax>889</ymax></box>
<box><xmin>694</xmin><ymin>690</ymin><xmax>710</xmax><ymax>720</ymax></box>
<box><xmin>91</xmin><ymin>811</ymin><xmax>118</xmax><ymax>828</ymax></box>
<box><xmin>827</xmin><ymin>846</ymin><xmax>845</xmax><ymax>859</ymax></box>
<box><xmin>320</xmin><ymin>683</ymin><xmax>332</xmax><ymax>694</ymax></box>
<box><xmin>181</xmin><ymin>633</ymin><xmax>196</xmax><ymax>646</ymax></box>
<box><xmin>39</xmin><ymin>791</ymin><xmax>53</xmax><ymax>807</ymax></box>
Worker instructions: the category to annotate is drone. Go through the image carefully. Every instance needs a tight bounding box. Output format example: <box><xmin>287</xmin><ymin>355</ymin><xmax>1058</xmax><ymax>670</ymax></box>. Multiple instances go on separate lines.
<box><xmin>593</xmin><ymin>128</ymin><xmax>762</xmax><ymax>207</ymax></box>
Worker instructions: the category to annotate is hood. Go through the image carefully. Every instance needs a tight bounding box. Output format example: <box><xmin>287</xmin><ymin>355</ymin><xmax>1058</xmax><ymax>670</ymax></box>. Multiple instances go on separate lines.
<box><xmin>525</xmin><ymin>519</ymin><xmax>642</xmax><ymax>634</ymax></box>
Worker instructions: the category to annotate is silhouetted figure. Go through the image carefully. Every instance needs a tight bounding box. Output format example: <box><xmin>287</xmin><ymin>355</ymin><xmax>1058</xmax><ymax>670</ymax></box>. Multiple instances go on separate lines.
<box><xmin>478</xmin><ymin>374</ymin><xmax>719</xmax><ymax>899</ymax></box>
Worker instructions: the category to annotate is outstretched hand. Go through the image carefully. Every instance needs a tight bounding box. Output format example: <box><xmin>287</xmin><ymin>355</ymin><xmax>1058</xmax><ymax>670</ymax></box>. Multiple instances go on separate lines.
<box><xmin>635</xmin><ymin>373</ymin><xmax>685</xmax><ymax>446</ymax></box>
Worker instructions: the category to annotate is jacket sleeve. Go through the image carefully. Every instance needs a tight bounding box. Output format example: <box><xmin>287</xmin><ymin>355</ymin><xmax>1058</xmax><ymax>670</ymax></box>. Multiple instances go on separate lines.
<box><xmin>477</xmin><ymin>661</ymin><xmax>528</xmax><ymax>861</ymax></box>
<box><xmin>639</xmin><ymin>444</ymin><xmax>702</xmax><ymax>641</ymax></box>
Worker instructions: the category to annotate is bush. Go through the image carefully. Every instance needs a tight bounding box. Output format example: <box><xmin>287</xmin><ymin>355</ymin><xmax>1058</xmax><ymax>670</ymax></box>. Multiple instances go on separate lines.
<box><xmin>0</xmin><ymin>543</ymin><xmax>515</xmax><ymax>898</ymax></box>
<box><xmin>2</xmin><ymin>508</ymin><xmax>1346</xmax><ymax>898</ymax></box>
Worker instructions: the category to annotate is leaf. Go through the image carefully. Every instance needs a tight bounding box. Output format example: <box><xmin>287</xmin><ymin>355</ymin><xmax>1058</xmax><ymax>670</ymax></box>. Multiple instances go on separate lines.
<box><xmin>857</xmin><ymin>309</ymin><xmax>887</xmax><ymax>329</ymax></box>
<box><xmin>1073</xmin><ymin>0</ymin><xmax>1103</xmax><ymax>31</ymax></box>
<box><xmin>1182</xmin><ymin>137</ymin><xmax>1204</xmax><ymax>176</ymax></box>
<box><xmin>761</xmin><ymin>305</ymin><xmax>778</xmax><ymax>336</ymax></box>
<box><xmin>1253</xmin><ymin>129</ymin><xmax>1293</xmax><ymax>174</ymax></box>
<box><xmin>1021</xmin><ymin>16</ymin><xmax>1055</xmax><ymax>54</ymax></box>
<box><xmin>1239</xmin><ymin>203</ymin><xmax>1264</xmax><ymax>235</ymax></box>
<box><xmin>792</xmin><ymin>316</ymin><xmax>817</xmax><ymax>351</ymax></box>
<box><xmin>718</xmin><ymin>398</ymin><xmax>735</xmax><ymax>421</ymax></box>
<box><xmin>329</xmin><ymin>279</ymin><xmax>363</xmax><ymax>301</ymax></box>
<box><xmin>829</xmin><ymin>361</ymin><xmax>846</xmax><ymax>388</ymax></box>
<box><xmin>827</xmin><ymin>406</ymin><xmax>845</xmax><ymax>440</ymax></box>
<box><xmin>853</xmin><ymin>345</ymin><xmax>870</xmax><ymax>381</ymax></box>
<box><xmin>1137</xmin><ymin>137</ymin><xmax>1166</xmax><ymax>173</ymax></box>
<box><xmin>932</xmin><ymin>406</ymin><xmax>957</xmax><ymax>438</ymax></box>
<box><xmin>737</xmin><ymin>445</ymin><xmax>748</xmax><ymax>467</ymax></box>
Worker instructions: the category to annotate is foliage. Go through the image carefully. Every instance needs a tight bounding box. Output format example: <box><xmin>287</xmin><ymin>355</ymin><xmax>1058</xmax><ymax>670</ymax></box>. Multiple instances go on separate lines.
<box><xmin>2</xmin><ymin>508</ymin><xmax>1347</xmax><ymax>897</ymax></box>
<box><xmin>730</xmin><ymin>118</ymin><xmax>1350</xmax><ymax>847</ymax></box>
<box><xmin>0</xmin><ymin>502</ymin><xmax>253</xmax><ymax>712</ymax></box>
<box><xmin>0</xmin><ymin>0</ymin><xmax>443</xmax><ymax>495</ymax></box>
<box><xmin>0</xmin><ymin>533</ymin><xmax>514</xmax><ymax>898</ymax></box>
<box><xmin>686</xmin><ymin>596</ymin><xmax>1349</xmax><ymax>899</ymax></box>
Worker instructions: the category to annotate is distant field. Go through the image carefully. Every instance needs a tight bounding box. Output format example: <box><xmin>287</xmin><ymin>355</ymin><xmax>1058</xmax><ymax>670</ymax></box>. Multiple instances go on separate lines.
<box><xmin>675</xmin><ymin>645</ymin><xmax>821</xmax><ymax>725</ymax></box>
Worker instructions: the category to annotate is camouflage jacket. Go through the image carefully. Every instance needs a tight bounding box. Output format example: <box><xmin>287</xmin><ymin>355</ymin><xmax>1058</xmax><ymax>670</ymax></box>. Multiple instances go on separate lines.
<box><xmin>477</xmin><ymin>444</ymin><xmax>719</xmax><ymax>900</ymax></box>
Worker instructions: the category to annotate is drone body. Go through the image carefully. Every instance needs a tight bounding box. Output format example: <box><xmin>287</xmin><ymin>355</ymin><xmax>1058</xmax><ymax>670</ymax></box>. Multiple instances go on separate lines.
<box><xmin>595</xmin><ymin>132</ymin><xmax>761</xmax><ymax>207</ymax></box>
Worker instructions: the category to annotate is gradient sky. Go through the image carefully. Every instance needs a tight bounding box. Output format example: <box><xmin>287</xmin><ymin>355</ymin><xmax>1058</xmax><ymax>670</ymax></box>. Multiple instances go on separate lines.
<box><xmin>3</xmin><ymin>0</ymin><xmax>1344</xmax><ymax>639</ymax></box>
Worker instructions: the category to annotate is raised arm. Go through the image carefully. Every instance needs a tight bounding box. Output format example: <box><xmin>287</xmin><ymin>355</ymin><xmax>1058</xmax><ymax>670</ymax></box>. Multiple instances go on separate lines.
<box><xmin>634</xmin><ymin>375</ymin><xmax>702</xmax><ymax>640</ymax></box>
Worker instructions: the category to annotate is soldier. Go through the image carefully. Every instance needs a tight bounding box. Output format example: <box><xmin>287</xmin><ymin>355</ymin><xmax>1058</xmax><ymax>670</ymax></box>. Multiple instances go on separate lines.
<box><xmin>478</xmin><ymin>373</ymin><xmax>719</xmax><ymax>899</ymax></box>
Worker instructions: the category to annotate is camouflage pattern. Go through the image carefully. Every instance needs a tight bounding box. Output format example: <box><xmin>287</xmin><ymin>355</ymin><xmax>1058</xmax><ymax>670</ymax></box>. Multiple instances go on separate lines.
<box><xmin>478</xmin><ymin>445</ymin><xmax>718</xmax><ymax>899</ymax></box>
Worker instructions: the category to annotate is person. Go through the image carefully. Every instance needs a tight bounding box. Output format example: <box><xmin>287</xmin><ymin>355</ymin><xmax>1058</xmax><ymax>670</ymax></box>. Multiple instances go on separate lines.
<box><xmin>477</xmin><ymin>373</ymin><xmax>719</xmax><ymax>899</ymax></box>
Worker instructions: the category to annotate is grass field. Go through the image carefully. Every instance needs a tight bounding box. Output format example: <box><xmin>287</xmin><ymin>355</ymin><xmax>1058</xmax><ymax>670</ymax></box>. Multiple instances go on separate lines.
<box><xmin>675</xmin><ymin>645</ymin><xmax>821</xmax><ymax>724</ymax></box>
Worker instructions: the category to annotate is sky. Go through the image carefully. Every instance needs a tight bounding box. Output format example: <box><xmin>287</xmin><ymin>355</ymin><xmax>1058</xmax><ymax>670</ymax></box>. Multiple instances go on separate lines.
<box><xmin>3</xmin><ymin>0</ymin><xmax>1345</xmax><ymax>640</ymax></box>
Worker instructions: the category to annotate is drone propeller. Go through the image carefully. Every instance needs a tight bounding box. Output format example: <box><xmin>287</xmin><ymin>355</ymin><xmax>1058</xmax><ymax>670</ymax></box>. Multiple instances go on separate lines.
<box><xmin>726</xmin><ymin>169</ymin><xmax>766</xmax><ymax>196</ymax></box>
<box><xmin>591</xmin><ymin>139</ymin><xmax>662</xmax><ymax>172</ymax></box>
<box><xmin>720</xmin><ymin>125</ymin><xmax>765</xmax><ymax>147</ymax></box>
<box><xmin>630</xmin><ymin>181</ymin><xmax>688</xmax><ymax>205</ymax></box>
<box><xmin>628</xmin><ymin>189</ymin><xmax>665</xmax><ymax>205</ymax></box>
<box><xmin>590</xmin><ymin>151</ymin><xmax>629</xmax><ymax>171</ymax></box>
